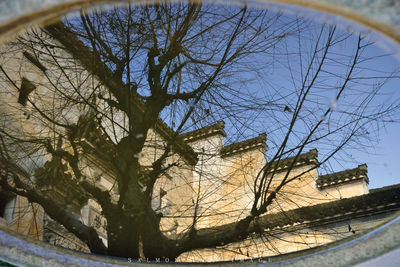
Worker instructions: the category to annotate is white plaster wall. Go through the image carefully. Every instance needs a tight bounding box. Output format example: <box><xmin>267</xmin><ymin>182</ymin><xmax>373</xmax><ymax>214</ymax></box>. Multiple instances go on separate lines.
<box><xmin>322</xmin><ymin>181</ymin><xmax>369</xmax><ymax>199</ymax></box>
<box><xmin>187</xmin><ymin>134</ymin><xmax>225</xmax><ymax>228</ymax></box>
<box><xmin>219</xmin><ymin>147</ymin><xmax>266</xmax><ymax>223</ymax></box>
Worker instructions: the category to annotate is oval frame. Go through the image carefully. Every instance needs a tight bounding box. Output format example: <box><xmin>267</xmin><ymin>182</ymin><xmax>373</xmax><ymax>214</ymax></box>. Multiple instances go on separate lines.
<box><xmin>0</xmin><ymin>1</ymin><xmax>399</xmax><ymax>266</ymax></box>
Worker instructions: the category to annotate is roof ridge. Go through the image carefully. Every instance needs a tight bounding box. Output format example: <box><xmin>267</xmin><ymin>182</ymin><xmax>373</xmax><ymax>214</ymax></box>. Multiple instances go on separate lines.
<box><xmin>370</xmin><ymin>183</ymin><xmax>400</xmax><ymax>193</ymax></box>
<box><xmin>198</xmin><ymin>185</ymin><xmax>400</xmax><ymax>236</ymax></box>
<box><xmin>220</xmin><ymin>133</ymin><xmax>267</xmax><ymax>157</ymax></box>
<box><xmin>180</xmin><ymin>121</ymin><xmax>226</xmax><ymax>142</ymax></box>
<box><xmin>153</xmin><ymin>118</ymin><xmax>198</xmax><ymax>165</ymax></box>
<box><xmin>316</xmin><ymin>164</ymin><xmax>369</xmax><ymax>190</ymax></box>
<box><xmin>266</xmin><ymin>149</ymin><xmax>318</xmax><ymax>173</ymax></box>
<box><xmin>256</xmin><ymin>184</ymin><xmax>400</xmax><ymax>229</ymax></box>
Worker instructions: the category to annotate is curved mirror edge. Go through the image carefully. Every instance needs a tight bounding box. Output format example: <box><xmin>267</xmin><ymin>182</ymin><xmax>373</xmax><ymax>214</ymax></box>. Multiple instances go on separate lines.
<box><xmin>0</xmin><ymin>0</ymin><xmax>399</xmax><ymax>266</ymax></box>
<box><xmin>0</xmin><ymin>212</ymin><xmax>399</xmax><ymax>266</ymax></box>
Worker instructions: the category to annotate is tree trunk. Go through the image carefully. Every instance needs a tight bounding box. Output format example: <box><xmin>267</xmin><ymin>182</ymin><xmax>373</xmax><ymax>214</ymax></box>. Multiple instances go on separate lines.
<box><xmin>106</xmin><ymin>212</ymin><xmax>140</xmax><ymax>258</ymax></box>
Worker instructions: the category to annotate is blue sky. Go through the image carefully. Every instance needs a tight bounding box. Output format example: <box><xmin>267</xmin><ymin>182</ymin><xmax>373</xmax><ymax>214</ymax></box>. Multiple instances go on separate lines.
<box><xmin>360</xmin><ymin>122</ymin><xmax>400</xmax><ymax>188</ymax></box>
<box><xmin>67</xmin><ymin>3</ymin><xmax>400</xmax><ymax>189</ymax></box>
<box><xmin>201</xmin><ymin>5</ymin><xmax>400</xmax><ymax>190</ymax></box>
<box><xmin>175</xmin><ymin>4</ymin><xmax>400</xmax><ymax>189</ymax></box>
<box><xmin>335</xmin><ymin>41</ymin><xmax>400</xmax><ymax>189</ymax></box>
<box><xmin>267</xmin><ymin>3</ymin><xmax>400</xmax><ymax>189</ymax></box>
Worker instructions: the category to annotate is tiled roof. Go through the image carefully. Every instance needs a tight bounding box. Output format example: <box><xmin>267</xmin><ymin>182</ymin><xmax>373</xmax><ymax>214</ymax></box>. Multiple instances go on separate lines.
<box><xmin>220</xmin><ymin>133</ymin><xmax>267</xmax><ymax>158</ymax></box>
<box><xmin>180</xmin><ymin>121</ymin><xmax>226</xmax><ymax>143</ymax></box>
<box><xmin>370</xmin><ymin>183</ymin><xmax>400</xmax><ymax>193</ymax></box>
<box><xmin>255</xmin><ymin>183</ymin><xmax>400</xmax><ymax>229</ymax></box>
<box><xmin>152</xmin><ymin>119</ymin><xmax>198</xmax><ymax>165</ymax></box>
<box><xmin>199</xmin><ymin>184</ymin><xmax>400</xmax><ymax>236</ymax></box>
<box><xmin>266</xmin><ymin>149</ymin><xmax>318</xmax><ymax>173</ymax></box>
<box><xmin>316</xmin><ymin>164</ymin><xmax>369</xmax><ymax>190</ymax></box>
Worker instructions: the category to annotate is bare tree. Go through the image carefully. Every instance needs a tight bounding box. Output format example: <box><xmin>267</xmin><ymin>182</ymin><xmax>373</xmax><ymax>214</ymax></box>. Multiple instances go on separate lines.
<box><xmin>0</xmin><ymin>1</ymin><xmax>398</xmax><ymax>261</ymax></box>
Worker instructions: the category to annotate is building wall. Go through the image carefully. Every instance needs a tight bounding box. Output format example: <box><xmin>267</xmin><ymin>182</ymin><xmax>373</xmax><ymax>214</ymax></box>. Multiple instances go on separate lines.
<box><xmin>184</xmin><ymin>132</ymin><xmax>369</xmax><ymax>229</ymax></box>
<box><xmin>322</xmin><ymin>181</ymin><xmax>369</xmax><ymax>199</ymax></box>
<box><xmin>177</xmin><ymin>210</ymin><xmax>398</xmax><ymax>262</ymax></box>
<box><xmin>187</xmin><ymin>134</ymin><xmax>226</xmax><ymax>228</ymax></box>
<box><xmin>0</xmin><ymin>29</ymin><xmax>375</xmax><ymax>262</ymax></box>
<box><xmin>0</xmin><ymin>195</ymin><xmax>43</xmax><ymax>240</ymax></box>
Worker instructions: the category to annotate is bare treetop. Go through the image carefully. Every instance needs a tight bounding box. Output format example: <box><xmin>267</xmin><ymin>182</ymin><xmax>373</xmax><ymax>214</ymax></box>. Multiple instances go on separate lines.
<box><xmin>0</xmin><ymin>1</ymin><xmax>399</xmax><ymax>261</ymax></box>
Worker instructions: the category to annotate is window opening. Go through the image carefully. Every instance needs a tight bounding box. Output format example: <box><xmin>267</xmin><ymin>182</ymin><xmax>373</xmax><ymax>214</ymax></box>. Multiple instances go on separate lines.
<box><xmin>18</xmin><ymin>77</ymin><xmax>36</xmax><ymax>106</ymax></box>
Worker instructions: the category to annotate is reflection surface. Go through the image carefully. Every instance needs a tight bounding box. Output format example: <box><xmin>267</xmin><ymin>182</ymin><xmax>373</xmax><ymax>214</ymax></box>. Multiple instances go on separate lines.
<box><xmin>0</xmin><ymin>1</ymin><xmax>399</xmax><ymax>263</ymax></box>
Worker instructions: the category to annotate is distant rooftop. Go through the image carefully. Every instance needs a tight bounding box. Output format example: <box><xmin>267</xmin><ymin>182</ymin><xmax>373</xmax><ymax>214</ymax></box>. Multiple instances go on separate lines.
<box><xmin>182</xmin><ymin>121</ymin><xmax>370</xmax><ymax>192</ymax></box>
<box><xmin>221</xmin><ymin>133</ymin><xmax>267</xmax><ymax>158</ymax></box>
<box><xmin>266</xmin><ymin>149</ymin><xmax>318</xmax><ymax>173</ymax></box>
<box><xmin>317</xmin><ymin>164</ymin><xmax>369</xmax><ymax>190</ymax></box>
<box><xmin>180</xmin><ymin>121</ymin><xmax>226</xmax><ymax>143</ymax></box>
